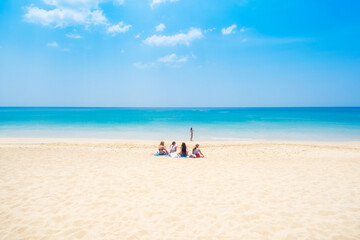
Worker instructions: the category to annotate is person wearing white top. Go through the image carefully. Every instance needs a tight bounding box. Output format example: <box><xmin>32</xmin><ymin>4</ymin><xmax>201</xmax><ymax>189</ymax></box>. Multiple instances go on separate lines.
<box><xmin>169</xmin><ymin>141</ymin><xmax>178</xmax><ymax>158</ymax></box>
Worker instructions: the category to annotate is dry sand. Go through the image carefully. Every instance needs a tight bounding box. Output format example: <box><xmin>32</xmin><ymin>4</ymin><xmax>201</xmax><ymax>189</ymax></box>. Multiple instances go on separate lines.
<box><xmin>0</xmin><ymin>138</ymin><xmax>360</xmax><ymax>240</ymax></box>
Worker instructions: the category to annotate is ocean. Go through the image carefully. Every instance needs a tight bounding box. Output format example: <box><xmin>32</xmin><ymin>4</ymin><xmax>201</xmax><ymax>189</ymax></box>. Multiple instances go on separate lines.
<box><xmin>0</xmin><ymin>107</ymin><xmax>360</xmax><ymax>141</ymax></box>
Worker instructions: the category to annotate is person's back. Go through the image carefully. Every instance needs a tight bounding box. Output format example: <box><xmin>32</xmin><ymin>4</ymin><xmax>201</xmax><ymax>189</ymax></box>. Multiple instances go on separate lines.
<box><xmin>180</xmin><ymin>142</ymin><xmax>188</xmax><ymax>157</ymax></box>
<box><xmin>158</xmin><ymin>141</ymin><xmax>168</xmax><ymax>155</ymax></box>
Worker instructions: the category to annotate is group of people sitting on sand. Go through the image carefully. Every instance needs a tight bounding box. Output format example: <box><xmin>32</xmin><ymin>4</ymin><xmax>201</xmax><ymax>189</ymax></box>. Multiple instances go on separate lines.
<box><xmin>157</xmin><ymin>141</ymin><xmax>205</xmax><ymax>158</ymax></box>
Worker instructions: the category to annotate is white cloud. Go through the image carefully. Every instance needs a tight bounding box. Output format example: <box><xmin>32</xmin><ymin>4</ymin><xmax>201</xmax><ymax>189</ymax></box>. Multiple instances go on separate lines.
<box><xmin>143</xmin><ymin>28</ymin><xmax>203</xmax><ymax>46</ymax></box>
<box><xmin>150</xmin><ymin>0</ymin><xmax>178</xmax><ymax>8</ymax></box>
<box><xmin>135</xmin><ymin>33</ymin><xmax>141</xmax><ymax>38</ymax></box>
<box><xmin>24</xmin><ymin>1</ymin><xmax>126</xmax><ymax>28</ymax></box>
<box><xmin>65</xmin><ymin>33</ymin><xmax>83</xmax><ymax>38</ymax></box>
<box><xmin>106</xmin><ymin>22</ymin><xmax>131</xmax><ymax>34</ymax></box>
<box><xmin>24</xmin><ymin>5</ymin><xmax>107</xmax><ymax>27</ymax></box>
<box><xmin>156</xmin><ymin>23</ymin><xmax>165</xmax><ymax>32</ymax></box>
<box><xmin>221</xmin><ymin>24</ymin><xmax>237</xmax><ymax>35</ymax></box>
<box><xmin>158</xmin><ymin>53</ymin><xmax>187</xmax><ymax>63</ymax></box>
<box><xmin>47</xmin><ymin>41</ymin><xmax>58</xmax><ymax>47</ymax></box>
<box><xmin>239</xmin><ymin>26</ymin><xmax>246</xmax><ymax>32</ymax></box>
<box><xmin>42</xmin><ymin>0</ymin><xmax>123</xmax><ymax>8</ymax></box>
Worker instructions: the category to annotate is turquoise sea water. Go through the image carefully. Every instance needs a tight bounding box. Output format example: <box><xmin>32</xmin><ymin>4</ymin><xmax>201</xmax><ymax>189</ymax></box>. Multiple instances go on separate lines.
<box><xmin>0</xmin><ymin>107</ymin><xmax>360</xmax><ymax>141</ymax></box>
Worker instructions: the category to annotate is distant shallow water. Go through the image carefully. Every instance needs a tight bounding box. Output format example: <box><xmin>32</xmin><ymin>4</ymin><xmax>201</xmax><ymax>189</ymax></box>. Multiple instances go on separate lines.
<box><xmin>0</xmin><ymin>107</ymin><xmax>360</xmax><ymax>141</ymax></box>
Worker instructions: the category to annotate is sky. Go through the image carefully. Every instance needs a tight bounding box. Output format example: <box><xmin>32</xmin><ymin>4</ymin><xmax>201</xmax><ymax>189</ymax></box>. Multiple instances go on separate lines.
<box><xmin>0</xmin><ymin>0</ymin><xmax>360</xmax><ymax>107</ymax></box>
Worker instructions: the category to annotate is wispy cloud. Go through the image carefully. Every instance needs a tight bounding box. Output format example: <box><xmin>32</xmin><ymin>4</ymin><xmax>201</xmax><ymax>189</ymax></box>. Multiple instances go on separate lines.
<box><xmin>151</xmin><ymin>0</ymin><xmax>178</xmax><ymax>8</ymax></box>
<box><xmin>106</xmin><ymin>22</ymin><xmax>132</xmax><ymax>35</ymax></box>
<box><xmin>133</xmin><ymin>62</ymin><xmax>156</xmax><ymax>69</ymax></box>
<box><xmin>33</xmin><ymin>0</ymin><xmax>123</xmax><ymax>8</ymax></box>
<box><xmin>47</xmin><ymin>41</ymin><xmax>71</xmax><ymax>51</ymax></box>
<box><xmin>115</xmin><ymin>0</ymin><xmax>125</xmax><ymax>5</ymax></box>
<box><xmin>47</xmin><ymin>41</ymin><xmax>58</xmax><ymax>47</ymax></box>
<box><xmin>222</xmin><ymin>24</ymin><xmax>237</xmax><ymax>35</ymax></box>
<box><xmin>24</xmin><ymin>6</ymin><xmax>107</xmax><ymax>27</ymax></box>
<box><xmin>158</xmin><ymin>53</ymin><xmax>187</xmax><ymax>63</ymax></box>
<box><xmin>134</xmin><ymin>53</ymin><xmax>191</xmax><ymax>69</ymax></box>
<box><xmin>143</xmin><ymin>28</ymin><xmax>203</xmax><ymax>46</ymax></box>
<box><xmin>156</xmin><ymin>23</ymin><xmax>165</xmax><ymax>32</ymax></box>
<box><xmin>204</xmin><ymin>27</ymin><xmax>216</xmax><ymax>33</ymax></box>
<box><xmin>65</xmin><ymin>33</ymin><xmax>83</xmax><ymax>39</ymax></box>
<box><xmin>24</xmin><ymin>0</ymin><xmax>125</xmax><ymax>29</ymax></box>
<box><xmin>135</xmin><ymin>33</ymin><xmax>141</xmax><ymax>39</ymax></box>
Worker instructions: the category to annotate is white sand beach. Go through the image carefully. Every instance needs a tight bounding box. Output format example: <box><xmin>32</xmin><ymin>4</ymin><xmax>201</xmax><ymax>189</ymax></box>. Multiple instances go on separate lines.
<box><xmin>0</xmin><ymin>138</ymin><xmax>360</xmax><ymax>240</ymax></box>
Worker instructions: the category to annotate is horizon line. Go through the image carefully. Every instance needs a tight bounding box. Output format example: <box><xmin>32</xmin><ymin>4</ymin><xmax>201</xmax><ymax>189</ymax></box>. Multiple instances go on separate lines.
<box><xmin>0</xmin><ymin>106</ymin><xmax>360</xmax><ymax>108</ymax></box>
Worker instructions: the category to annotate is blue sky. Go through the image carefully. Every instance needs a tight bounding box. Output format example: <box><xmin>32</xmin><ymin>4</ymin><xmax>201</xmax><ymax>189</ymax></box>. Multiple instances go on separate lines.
<box><xmin>0</xmin><ymin>0</ymin><xmax>360</xmax><ymax>107</ymax></box>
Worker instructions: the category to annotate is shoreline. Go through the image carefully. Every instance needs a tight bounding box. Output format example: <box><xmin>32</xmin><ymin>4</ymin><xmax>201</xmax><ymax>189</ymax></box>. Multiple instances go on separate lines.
<box><xmin>1</xmin><ymin>137</ymin><xmax>360</xmax><ymax>146</ymax></box>
<box><xmin>1</xmin><ymin>129</ymin><xmax>360</xmax><ymax>142</ymax></box>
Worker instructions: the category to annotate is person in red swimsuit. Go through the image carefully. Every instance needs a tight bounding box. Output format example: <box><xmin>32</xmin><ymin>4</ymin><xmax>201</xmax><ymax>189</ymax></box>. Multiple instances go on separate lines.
<box><xmin>192</xmin><ymin>144</ymin><xmax>204</xmax><ymax>158</ymax></box>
